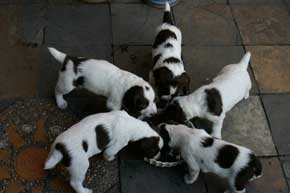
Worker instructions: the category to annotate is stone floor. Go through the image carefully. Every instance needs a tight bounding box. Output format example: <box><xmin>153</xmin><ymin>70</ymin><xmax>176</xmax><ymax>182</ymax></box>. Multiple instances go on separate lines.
<box><xmin>0</xmin><ymin>0</ymin><xmax>290</xmax><ymax>193</ymax></box>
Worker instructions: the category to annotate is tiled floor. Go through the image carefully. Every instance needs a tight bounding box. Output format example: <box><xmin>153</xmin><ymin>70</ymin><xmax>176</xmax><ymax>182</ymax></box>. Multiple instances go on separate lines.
<box><xmin>0</xmin><ymin>0</ymin><xmax>290</xmax><ymax>193</ymax></box>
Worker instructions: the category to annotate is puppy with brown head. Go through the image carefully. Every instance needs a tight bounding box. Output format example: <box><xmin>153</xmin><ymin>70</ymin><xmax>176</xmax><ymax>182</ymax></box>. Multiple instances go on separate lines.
<box><xmin>149</xmin><ymin>2</ymin><xmax>190</xmax><ymax>105</ymax></box>
<box><xmin>44</xmin><ymin>111</ymin><xmax>163</xmax><ymax>193</ymax></box>
<box><xmin>160</xmin><ymin>52</ymin><xmax>252</xmax><ymax>139</ymax></box>
<box><xmin>48</xmin><ymin>48</ymin><xmax>157</xmax><ymax>119</ymax></box>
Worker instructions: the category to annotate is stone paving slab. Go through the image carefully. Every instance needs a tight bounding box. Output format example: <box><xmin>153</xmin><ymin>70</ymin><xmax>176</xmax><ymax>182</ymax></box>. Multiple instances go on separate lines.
<box><xmin>231</xmin><ymin>4</ymin><xmax>290</xmax><ymax>45</ymax></box>
<box><xmin>173</xmin><ymin>3</ymin><xmax>242</xmax><ymax>46</ymax></box>
<box><xmin>229</xmin><ymin>0</ymin><xmax>285</xmax><ymax>5</ymax></box>
<box><xmin>0</xmin><ymin>100</ymin><xmax>119</xmax><ymax>193</ymax></box>
<box><xmin>205</xmin><ymin>157</ymin><xmax>290</xmax><ymax>193</ymax></box>
<box><xmin>111</xmin><ymin>4</ymin><xmax>161</xmax><ymax>45</ymax></box>
<box><xmin>182</xmin><ymin>46</ymin><xmax>258</xmax><ymax>94</ymax></box>
<box><xmin>46</xmin><ymin>4</ymin><xmax>111</xmax><ymax>46</ymax></box>
<box><xmin>246</xmin><ymin>46</ymin><xmax>290</xmax><ymax>94</ymax></box>
<box><xmin>262</xmin><ymin>95</ymin><xmax>290</xmax><ymax>155</ymax></box>
<box><xmin>120</xmin><ymin>160</ymin><xmax>207</xmax><ymax>193</ymax></box>
<box><xmin>113</xmin><ymin>46</ymin><xmax>151</xmax><ymax>81</ymax></box>
<box><xmin>280</xmin><ymin>156</ymin><xmax>290</xmax><ymax>190</ymax></box>
<box><xmin>222</xmin><ymin>96</ymin><xmax>277</xmax><ymax>156</ymax></box>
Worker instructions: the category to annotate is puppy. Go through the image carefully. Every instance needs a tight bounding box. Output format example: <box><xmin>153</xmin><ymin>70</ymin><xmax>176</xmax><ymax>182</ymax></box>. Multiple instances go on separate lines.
<box><xmin>44</xmin><ymin>110</ymin><xmax>163</xmax><ymax>193</ymax></box>
<box><xmin>149</xmin><ymin>2</ymin><xmax>190</xmax><ymax>103</ymax></box>
<box><xmin>48</xmin><ymin>47</ymin><xmax>157</xmax><ymax>118</ymax></box>
<box><xmin>161</xmin><ymin>52</ymin><xmax>252</xmax><ymax>138</ymax></box>
<box><xmin>152</xmin><ymin>124</ymin><xmax>262</xmax><ymax>193</ymax></box>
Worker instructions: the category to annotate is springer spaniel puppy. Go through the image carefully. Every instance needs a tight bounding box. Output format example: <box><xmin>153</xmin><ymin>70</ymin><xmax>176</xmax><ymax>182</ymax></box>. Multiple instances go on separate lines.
<box><xmin>148</xmin><ymin>124</ymin><xmax>262</xmax><ymax>193</ymax></box>
<box><xmin>48</xmin><ymin>47</ymin><xmax>157</xmax><ymax>118</ymax></box>
<box><xmin>160</xmin><ymin>52</ymin><xmax>252</xmax><ymax>138</ymax></box>
<box><xmin>44</xmin><ymin>110</ymin><xmax>163</xmax><ymax>193</ymax></box>
<box><xmin>149</xmin><ymin>2</ymin><xmax>190</xmax><ymax>104</ymax></box>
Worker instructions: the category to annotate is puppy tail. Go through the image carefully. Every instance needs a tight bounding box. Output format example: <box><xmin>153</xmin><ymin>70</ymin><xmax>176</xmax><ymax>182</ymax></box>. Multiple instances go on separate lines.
<box><xmin>163</xmin><ymin>2</ymin><xmax>174</xmax><ymax>25</ymax></box>
<box><xmin>48</xmin><ymin>47</ymin><xmax>67</xmax><ymax>64</ymax></box>
<box><xmin>44</xmin><ymin>147</ymin><xmax>63</xmax><ymax>170</ymax></box>
<box><xmin>239</xmin><ymin>51</ymin><xmax>251</xmax><ymax>70</ymax></box>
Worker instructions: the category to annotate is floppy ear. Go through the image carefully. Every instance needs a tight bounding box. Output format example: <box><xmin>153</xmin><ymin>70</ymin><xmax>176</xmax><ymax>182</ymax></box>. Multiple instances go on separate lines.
<box><xmin>174</xmin><ymin>72</ymin><xmax>190</xmax><ymax>95</ymax></box>
<box><xmin>122</xmin><ymin>86</ymin><xmax>149</xmax><ymax>116</ymax></box>
<box><xmin>140</xmin><ymin>137</ymin><xmax>160</xmax><ymax>158</ymax></box>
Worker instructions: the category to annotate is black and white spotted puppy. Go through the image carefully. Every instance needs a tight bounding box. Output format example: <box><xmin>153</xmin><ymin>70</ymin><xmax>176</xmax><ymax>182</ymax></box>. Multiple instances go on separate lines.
<box><xmin>44</xmin><ymin>110</ymin><xmax>163</xmax><ymax>193</ymax></box>
<box><xmin>149</xmin><ymin>2</ymin><xmax>190</xmax><ymax>103</ymax></box>
<box><xmin>161</xmin><ymin>52</ymin><xmax>252</xmax><ymax>138</ymax></box>
<box><xmin>48</xmin><ymin>47</ymin><xmax>157</xmax><ymax>118</ymax></box>
<box><xmin>152</xmin><ymin>124</ymin><xmax>262</xmax><ymax>193</ymax></box>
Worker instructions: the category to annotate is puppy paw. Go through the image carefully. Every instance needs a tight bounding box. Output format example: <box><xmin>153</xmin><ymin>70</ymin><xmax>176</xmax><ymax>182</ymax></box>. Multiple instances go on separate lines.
<box><xmin>103</xmin><ymin>154</ymin><xmax>115</xmax><ymax>161</ymax></box>
<box><xmin>184</xmin><ymin>174</ymin><xmax>195</xmax><ymax>184</ymax></box>
<box><xmin>57</xmin><ymin>100</ymin><xmax>68</xmax><ymax>109</ymax></box>
<box><xmin>83</xmin><ymin>188</ymin><xmax>93</xmax><ymax>193</ymax></box>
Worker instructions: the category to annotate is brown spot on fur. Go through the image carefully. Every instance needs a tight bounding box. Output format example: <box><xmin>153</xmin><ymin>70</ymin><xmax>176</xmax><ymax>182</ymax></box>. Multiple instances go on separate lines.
<box><xmin>96</xmin><ymin>125</ymin><xmax>110</xmax><ymax>150</ymax></box>
<box><xmin>138</xmin><ymin>136</ymin><xmax>161</xmax><ymax>158</ymax></box>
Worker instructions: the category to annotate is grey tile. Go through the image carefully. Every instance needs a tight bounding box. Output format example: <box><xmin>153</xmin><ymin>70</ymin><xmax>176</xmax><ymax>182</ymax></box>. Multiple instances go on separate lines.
<box><xmin>182</xmin><ymin>46</ymin><xmax>258</xmax><ymax>94</ymax></box>
<box><xmin>120</xmin><ymin>160</ymin><xmax>207</xmax><ymax>193</ymax></box>
<box><xmin>280</xmin><ymin>156</ymin><xmax>290</xmax><ymax>190</ymax></box>
<box><xmin>262</xmin><ymin>95</ymin><xmax>290</xmax><ymax>155</ymax></box>
<box><xmin>206</xmin><ymin>158</ymin><xmax>290</xmax><ymax>193</ymax></box>
<box><xmin>111</xmin><ymin>4</ymin><xmax>161</xmax><ymax>45</ymax></box>
<box><xmin>232</xmin><ymin>4</ymin><xmax>290</xmax><ymax>45</ymax></box>
<box><xmin>223</xmin><ymin>96</ymin><xmax>277</xmax><ymax>156</ymax></box>
<box><xmin>38</xmin><ymin>45</ymin><xmax>112</xmax><ymax>97</ymax></box>
<box><xmin>246</xmin><ymin>46</ymin><xmax>290</xmax><ymax>94</ymax></box>
<box><xmin>174</xmin><ymin>3</ymin><xmax>242</xmax><ymax>46</ymax></box>
<box><xmin>229</xmin><ymin>0</ymin><xmax>285</xmax><ymax>5</ymax></box>
<box><xmin>46</xmin><ymin>4</ymin><xmax>111</xmax><ymax>46</ymax></box>
<box><xmin>113</xmin><ymin>46</ymin><xmax>152</xmax><ymax>81</ymax></box>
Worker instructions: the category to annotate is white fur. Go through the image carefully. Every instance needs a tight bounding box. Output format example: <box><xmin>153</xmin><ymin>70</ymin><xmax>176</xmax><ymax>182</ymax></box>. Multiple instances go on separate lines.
<box><xmin>48</xmin><ymin>47</ymin><xmax>157</xmax><ymax>118</ymax></box>
<box><xmin>172</xmin><ymin>52</ymin><xmax>251</xmax><ymax>138</ymax></box>
<box><xmin>45</xmin><ymin>110</ymin><xmax>163</xmax><ymax>193</ymax></box>
<box><xmin>149</xmin><ymin>3</ymin><xmax>186</xmax><ymax>100</ymax></box>
<box><xmin>158</xmin><ymin>124</ymin><xmax>260</xmax><ymax>193</ymax></box>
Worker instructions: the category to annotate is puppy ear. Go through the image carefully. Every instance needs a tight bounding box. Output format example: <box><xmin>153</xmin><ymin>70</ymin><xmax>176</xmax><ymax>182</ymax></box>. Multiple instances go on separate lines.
<box><xmin>122</xmin><ymin>86</ymin><xmax>149</xmax><ymax>116</ymax></box>
<box><xmin>140</xmin><ymin>137</ymin><xmax>160</xmax><ymax>158</ymax></box>
<box><xmin>174</xmin><ymin>72</ymin><xmax>190</xmax><ymax>95</ymax></box>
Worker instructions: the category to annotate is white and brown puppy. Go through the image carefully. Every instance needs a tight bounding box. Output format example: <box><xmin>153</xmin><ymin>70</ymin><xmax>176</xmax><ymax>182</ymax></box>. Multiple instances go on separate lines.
<box><xmin>149</xmin><ymin>2</ymin><xmax>190</xmax><ymax>102</ymax></box>
<box><xmin>44</xmin><ymin>110</ymin><xmax>163</xmax><ymax>193</ymax></box>
<box><xmin>48</xmin><ymin>47</ymin><xmax>157</xmax><ymax>118</ymax></box>
<box><xmin>151</xmin><ymin>124</ymin><xmax>262</xmax><ymax>193</ymax></box>
<box><xmin>161</xmin><ymin>52</ymin><xmax>252</xmax><ymax>138</ymax></box>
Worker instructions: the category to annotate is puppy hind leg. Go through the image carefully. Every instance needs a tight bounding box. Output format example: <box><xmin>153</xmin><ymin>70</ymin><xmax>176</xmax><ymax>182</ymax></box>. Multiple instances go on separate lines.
<box><xmin>184</xmin><ymin>157</ymin><xmax>200</xmax><ymax>184</ymax></box>
<box><xmin>69</xmin><ymin>158</ymin><xmax>92</xmax><ymax>193</ymax></box>
<box><xmin>55</xmin><ymin>78</ymin><xmax>75</xmax><ymax>109</ymax></box>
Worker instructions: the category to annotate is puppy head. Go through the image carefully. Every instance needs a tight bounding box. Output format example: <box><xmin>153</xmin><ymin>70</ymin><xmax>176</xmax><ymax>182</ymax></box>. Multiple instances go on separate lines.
<box><xmin>122</xmin><ymin>85</ymin><xmax>157</xmax><ymax>118</ymax></box>
<box><xmin>162</xmin><ymin>100</ymin><xmax>187</xmax><ymax>123</ymax></box>
<box><xmin>139</xmin><ymin>136</ymin><xmax>163</xmax><ymax>159</ymax></box>
<box><xmin>157</xmin><ymin>123</ymin><xmax>181</xmax><ymax>161</ymax></box>
<box><xmin>153</xmin><ymin>67</ymin><xmax>190</xmax><ymax>101</ymax></box>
